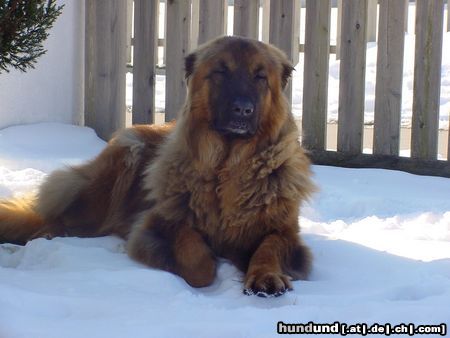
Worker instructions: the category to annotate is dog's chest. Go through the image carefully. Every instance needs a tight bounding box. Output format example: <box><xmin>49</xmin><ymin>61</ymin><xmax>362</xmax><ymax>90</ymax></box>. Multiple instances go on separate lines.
<box><xmin>187</xmin><ymin>158</ymin><xmax>279</xmax><ymax>235</ymax></box>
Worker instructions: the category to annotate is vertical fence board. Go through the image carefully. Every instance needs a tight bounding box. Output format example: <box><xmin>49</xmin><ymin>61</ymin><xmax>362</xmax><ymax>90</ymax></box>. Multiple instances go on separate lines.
<box><xmin>233</xmin><ymin>0</ymin><xmax>259</xmax><ymax>39</ymax></box>
<box><xmin>269</xmin><ymin>0</ymin><xmax>300</xmax><ymax>103</ymax></box>
<box><xmin>126</xmin><ymin>0</ymin><xmax>133</xmax><ymax>64</ymax></box>
<box><xmin>261</xmin><ymin>0</ymin><xmax>270</xmax><ymax>42</ymax></box>
<box><xmin>404</xmin><ymin>0</ymin><xmax>409</xmax><ymax>32</ymax></box>
<box><xmin>336</xmin><ymin>0</ymin><xmax>342</xmax><ymax>60</ymax></box>
<box><xmin>448</xmin><ymin>0</ymin><xmax>450</xmax><ymax>32</ymax></box>
<box><xmin>366</xmin><ymin>0</ymin><xmax>377</xmax><ymax>42</ymax></box>
<box><xmin>85</xmin><ymin>0</ymin><xmax>95</xmax><ymax>130</ymax></box>
<box><xmin>198</xmin><ymin>0</ymin><xmax>226</xmax><ymax>45</ymax></box>
<box><xmin>412</xmin><ymin>0</ymin><xmax>444</xmax><ymax>160</ymax></box>
<box><xmin>165</xmin><ymin>0</ymin><xmax>191</xmax><ymax>121</ymax></box>
<box><xmin>85</xmin><ymin>0</ymin><xmax>127</xmax><ymax>140</ymax></box>
<box><xmin>132</xmin><ymin>0</ymin><xmax>158</xmax><ymax>125</ymax></box>
<box><xmin>373</xmin><ymin>0</ymin><xmax>406</xmax><ymax>155</ymax></box>
<box><xmin>337</xmin><ymin>0</ymin><xmax>368</xmax><ymax>154</ymax></box>
<box><xmin>191</xmin><ymin>0</ymin><xmax>200</xmax><ymax>50</ymax></box>
<box><xmin>302</xmin><ymin>0</ymin><xmax>331</xmax><ymax>151</ymax></box>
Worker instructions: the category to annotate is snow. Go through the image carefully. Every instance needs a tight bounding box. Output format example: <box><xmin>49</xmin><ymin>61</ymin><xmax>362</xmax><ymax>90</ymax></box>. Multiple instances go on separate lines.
<box><xmin>1</xmin><ymin>123</ymin><xmax>449</xmax><ymax>338</ymax></box>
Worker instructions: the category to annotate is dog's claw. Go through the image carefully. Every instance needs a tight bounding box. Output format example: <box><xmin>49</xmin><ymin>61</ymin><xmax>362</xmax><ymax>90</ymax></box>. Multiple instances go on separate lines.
<box><xmin>244</xmin><ymin>287</ymin><xmax>291</xmax><ymax>297</ymax></box>
<box><xmin>243</xmin><ymin>288</ymin><xmax>254</xmax><ymax>296</ymax></box>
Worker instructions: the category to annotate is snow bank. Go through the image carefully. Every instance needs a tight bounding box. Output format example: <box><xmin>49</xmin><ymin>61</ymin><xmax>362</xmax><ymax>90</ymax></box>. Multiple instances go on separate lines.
<box><xmin>0</xmin><ymin>123</ymin><xmax>449</xmax><ymax>338</ymax></box>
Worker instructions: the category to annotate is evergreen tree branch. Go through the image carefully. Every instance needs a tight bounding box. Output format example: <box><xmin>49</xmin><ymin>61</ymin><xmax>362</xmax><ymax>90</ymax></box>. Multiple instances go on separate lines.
<box><xmin>0</xmin><ymin>0</ymin><xmax>64</xmax><ymax>73</ymax></box>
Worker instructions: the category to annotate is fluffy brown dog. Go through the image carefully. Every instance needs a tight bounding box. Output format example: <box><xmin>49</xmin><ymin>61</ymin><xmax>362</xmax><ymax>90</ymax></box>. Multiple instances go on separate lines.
<box><xmin>0</xmin><ymin>36</ymin><xmax>314</xmax><ymax>297</ymax></box>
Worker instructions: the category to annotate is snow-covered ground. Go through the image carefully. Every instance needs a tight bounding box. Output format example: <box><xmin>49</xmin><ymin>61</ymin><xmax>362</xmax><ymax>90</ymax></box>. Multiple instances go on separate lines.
<box><xmin>1</xmin><ymin>123</ymin><xmax>449</xmax><ymax>338</ymax></box>
<box><xmin>126</xmin><ymin>3</ymin><xmax>450</xmax><ymax>129</ymax></box>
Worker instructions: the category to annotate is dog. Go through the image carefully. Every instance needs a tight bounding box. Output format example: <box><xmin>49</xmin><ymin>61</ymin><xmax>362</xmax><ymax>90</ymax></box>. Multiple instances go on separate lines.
<box><xmin>0</xmin><ymin>36</ymin><xmax>315</xmax><ymax>297</ymax></box>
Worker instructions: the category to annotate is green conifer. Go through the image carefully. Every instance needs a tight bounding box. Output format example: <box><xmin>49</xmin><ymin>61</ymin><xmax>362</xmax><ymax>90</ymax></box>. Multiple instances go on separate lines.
<box><xmin>0</xmin><ymin>0</ymin><xmax>64</xmax><ymax>73</ymax></box>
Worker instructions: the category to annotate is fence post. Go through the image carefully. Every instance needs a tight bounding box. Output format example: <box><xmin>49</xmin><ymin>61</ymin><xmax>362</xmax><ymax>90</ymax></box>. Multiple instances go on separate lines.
<box><xmin>165</xmin><ymin>0</ymin><xmax>191</xmax><ymax>121</ymax></box>
<box><xmin>404</xmin><ymin>0</ymin><xmax>409</xmax><ymax>32</ymax></box>
<box><xmin>261</xmin><ymin>0</ymin><xmax>270</xmax><ymax>42</ymax></box>
<box><xmin>337</xmin><ymin>0</ymin><xmax>368</xmax><ymax>154</ymax></box>
<box><xmin>85</xmin><ymin>0</ymin><xmax>127</xmax><ymax>140</ymax></box>
<box><xmin>269</xmin><ymin>0</ymin><xmax>301</xmax><ymax>104</ymax></box>
<box><xmin>191</xmin><ymin>0</ymin><xmax>200</xmax><ymax>50</ymax></box>
<box><xmin>366</xmin><ymin>0</ymin><xmax>377</xmax><ymax>42</ymax></box>
<box><xmin>448</xmin><ymin>0</ymin><xmax>450</xmax><ymax>32</ymax></box>
<box><xmin>412</xmin><ymin>0</ymin><xmax>444</xmax><ymax>160</ymax></box>
<box><xmin>198</xmin><ymin>0</ymin><xmax>227</xmax><ymax>45</ymax></box>
<box><xmin>233</xmin><ymin>0</ymin><xmax>259</xmax><ymax>39</ymax></box>
<box><xmin>132</xmin><ymin>0</ymin><xmax>159</xmax><ymax>125</ymax></box>
<box><xmin>373</xmin><ymin>0</ymin><xmax>406</xmax><ymax>156</ymax></box>
<box><xmin>302</xmin><ymin>0</ymin><xmax>331</xmax><ymax>151</ymax></box>
<box><xmin>126</xmin><ymin>0</ymin><xmax>133</xmax><ymax>64</ymax></box>
<box><xmin>336</xmin><ymin>0</ymin><xmax>342</xmax><ymax>60</ymax></box>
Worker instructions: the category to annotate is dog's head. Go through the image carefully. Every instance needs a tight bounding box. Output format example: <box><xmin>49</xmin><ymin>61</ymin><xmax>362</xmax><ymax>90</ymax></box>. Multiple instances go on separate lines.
<box><xmin>184</xmin><ymin>36</ymin><xmax>293</xmax><ymax>139</ymax></box>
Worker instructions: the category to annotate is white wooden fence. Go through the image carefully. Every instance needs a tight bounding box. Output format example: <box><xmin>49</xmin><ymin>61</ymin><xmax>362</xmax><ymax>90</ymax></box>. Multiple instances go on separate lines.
<box><xmin>85</xmin><ymin>0</ymin><xmax>450</xmax><ymax>177</ymax></box>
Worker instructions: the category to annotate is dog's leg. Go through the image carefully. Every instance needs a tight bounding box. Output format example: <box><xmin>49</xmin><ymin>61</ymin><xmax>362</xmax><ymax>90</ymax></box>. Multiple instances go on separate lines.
<box><xmin>127</xmin><ymin>217</ymin><xmax>216</xmax><ymax>288</ymax></box>
<box><xmin>243</xmin><ymin>231</ymin><xmax>312</xmax><ymax>297</ymax></box>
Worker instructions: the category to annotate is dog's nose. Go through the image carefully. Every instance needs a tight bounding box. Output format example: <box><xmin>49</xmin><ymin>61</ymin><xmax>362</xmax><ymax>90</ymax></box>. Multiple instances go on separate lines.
<box><xmin>232</xmin><ymin>98</ymin><xmax>254</xmax><ymax>117</ymax></box>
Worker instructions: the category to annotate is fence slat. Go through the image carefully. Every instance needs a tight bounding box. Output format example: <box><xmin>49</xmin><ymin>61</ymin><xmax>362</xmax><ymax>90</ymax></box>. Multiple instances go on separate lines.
<box><xmin>261</xmin><ymin>0</ymin><xmax>270</xmax><ymax>42</ymax></box>
<box><xmin>198</xmin><ymin>0</ymin><xmax>227</xmax><ymax>45</ymax></box>
<box><xmin>191</xmin><ymin>0</ymin><xmax>200</xmax><ymax>50</ymax></box>
<box><xmin>233</xmin><ymin>0</ymin><xmax>259</xmax><ymax>39</ymax></box>
<box><xmin>302</xmin><ymin>0</ymin><xmax>331</xmax><ymax>151</ymax></box>
<box><xmin>336</xmin><ymin>0</ymin><xmax>342</xmax><ymax>60</ymax></box>
<box><xmin>132</xmin><ymin>0</ymin><xmax>158</xmax><ymax>125</ymax></box>
<box><xmin>404</xmin><ymin>0</ymin><xmax>409</xmax><ymax>32</ymax></box>
<box><xmin>412</xmin><ymin>0</ymin><xmax>444</xmax><ymax>160</ymax></box>
<box><xmin>337</xmin><ymin>0</ymin><xmax>368</xmax><ymax>154</ymax></box>
<box><xmin>366</xmin><ymin>0</ymin><xmax>377</xmax><ymax>42</ymax></box>
<box><xmin>85</xmin><ymin>0</ymin><xmax>127</xmax><ymax>140</ymax></box>
<box><xmin>448</xmin><ymin>0</ymin><xmax>450</xmax><ymax>32</ymax></box>
<box><xmin>269</xmin><ymin>0</ymin><xmax>300</xmax><ymax>103</ymax></box>
<box><xmin>165</xmin><ymin>0</ymin><xmax>191</xmax><ymax>121</ymax></box>
<box><xmin>373</xmin><ymin>0</ymin><xmax>406</xmax><ymax>155</ymax></box>
<box><xmin>126</xmin><ymin>0</ymin><xmax>133</xmax><ymax>64</ymax></box>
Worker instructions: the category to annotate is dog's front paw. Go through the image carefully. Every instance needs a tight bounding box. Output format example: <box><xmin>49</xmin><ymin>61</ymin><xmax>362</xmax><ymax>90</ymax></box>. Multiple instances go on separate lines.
<box><xmin>244</xmin><ymin>271</ymin><xmax>293</xmax><ymax>297</ymax></box>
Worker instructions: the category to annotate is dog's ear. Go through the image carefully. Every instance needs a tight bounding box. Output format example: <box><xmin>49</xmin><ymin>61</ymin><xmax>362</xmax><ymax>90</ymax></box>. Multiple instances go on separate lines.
<box><xmin>281</xmin><ymin>61</ymin><xmax>294</xmax><ymax>89</ymax></box>
<box><xmin>184</xmin><ymin>52</ymin><xmax>196</xmax><ymax>80</ymax></box>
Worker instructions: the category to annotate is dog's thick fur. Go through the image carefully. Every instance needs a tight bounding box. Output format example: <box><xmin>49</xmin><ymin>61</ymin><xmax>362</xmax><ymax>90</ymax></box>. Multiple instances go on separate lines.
<box><xmin>0</xmin><ymin>36</ymin><xmax>314</xmax><ymax>296</ymax></box>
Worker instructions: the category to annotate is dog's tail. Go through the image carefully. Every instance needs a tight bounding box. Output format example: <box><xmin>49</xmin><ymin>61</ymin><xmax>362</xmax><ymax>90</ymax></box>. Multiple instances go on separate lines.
<box><xmin>0</xmin><ymin>195</ymin><xmax>45</xmax><ymax>245</ymax></box>
<box><xmin>0</xmin><ymin>166</ymin><xmax>90</xmax><ymax>245</ymax></box>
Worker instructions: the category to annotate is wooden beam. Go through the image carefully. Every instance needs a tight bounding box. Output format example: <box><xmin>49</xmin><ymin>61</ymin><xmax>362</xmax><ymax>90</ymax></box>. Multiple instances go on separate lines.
<box><xmin>125</xmin><ymin>0</ymin><xmax>133</xmax><ymax>64</ymax></box>
<box><xmin>337</xmin><ymin>0</ymin><xmax>368</xmax><ymax>154</ymax></box>
<box><xmin>308</xmin><ymin>150</ymin><xmax>450</xmax><ymax>178</ymax></box>
<box><xmin>261</xmin><ymin>0</ymin><xmax>270</xmax><ymax>43</ymax></box>
<box><xmin>269</xmin><ymin>0</ymin><xmax>301</xmax><ymax>103</ymax></box>
<box><xmin>132</xmin><ymin>0</ymin><xmax>159</xmax><ymax>125</ymax></box>
<box><xmin>373</xmin><ymin>0</ymin><xmax>406</xmax><ymax>155</ymax></box>
<box><xmin>302</xmin><ymin>0</ymin><xmax>331</xmax><ymax>151</ymax></box>
<box><xmin>366</xmin><ymin>0</ymin><xmax>377</xmax><ymax>42</ymax></box>
<box><xmin>233</xmin><ymin>0</ymin><xmax>259</xmax><ymax>39</ymax></box>
<box><xmin>198</xmin><ymin>0</ymin><xmax>227</xmax><ymax>45</ymax></box>
<box><xmin>85</xmin><ymin>0</ymin><xmax>127</xmax><ymax>140</ymax></box>
<box><xmin>165</xmin><ymin>0</ymin><xmax>191</xmax><ymax>121</ymax></box>
<box><xmin>448</xmin><ymin>0</ymin><xmax>450</xmax><ymax>32</ymax></box>
<box><xmin>191</xmin><ymin>0</ymin><xmax>200</xmax><ymax>50</ymax></box>
<box><xmin>336</xmin><ymin>0</ymin><xmax>342</xmax><ymax>60</ymax></box>
<box><xmin>404</xmin><ymin>0</ymin><xmax>409</xmax><ymax>32</ymax></box>
<box><xmin>412</xmin><ymin>0</ymin><xmax>444</xmax><ymax>160</ymax></box>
